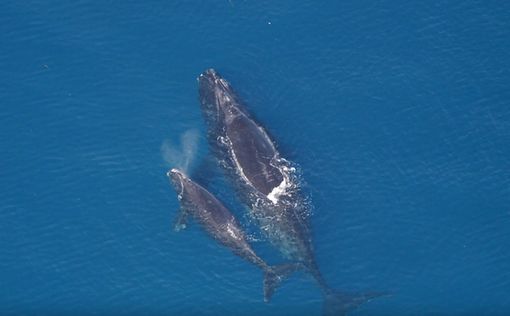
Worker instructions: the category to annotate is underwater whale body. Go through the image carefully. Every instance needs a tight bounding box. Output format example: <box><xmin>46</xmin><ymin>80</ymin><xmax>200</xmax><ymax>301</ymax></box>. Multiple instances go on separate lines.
<box><xmin>167</xmin><ymin>168</ymin><xmax>298</xmax><ymax>302</ymax></box>
<box><xmin>198</xmin><ymin>69</ymin><xmax>383</xmax><ymax>315</ymax></box>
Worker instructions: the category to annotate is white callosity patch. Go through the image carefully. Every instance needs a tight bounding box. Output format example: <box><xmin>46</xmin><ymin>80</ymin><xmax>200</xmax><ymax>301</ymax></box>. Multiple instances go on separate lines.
<box><xmin>226</xmin><ymin>222</ymin><xmax>242</xmax><ymax>240</ymax></box>
<box><xmin>221</xmin><ymin>93</ymin><xmax>231</xmax><ymax>103</ymax></box>
<box><xmin>218</xmin><ymin>78</ymin><xmax>229</xmax><ymax>88</ymax></box>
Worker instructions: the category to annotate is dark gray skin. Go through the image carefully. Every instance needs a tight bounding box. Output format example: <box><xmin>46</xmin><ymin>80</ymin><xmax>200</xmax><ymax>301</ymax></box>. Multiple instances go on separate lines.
<box><xmin>198</xmin><ymin>69</ymin><xmax>329</xmax><ymax>289</ymax></box>
<box><xmin>198</xmin><ymin>70</ymin><xmax>284</xmax><ymax>196</ymax></box>
<box><xmin>198</xmin><ymin>69</ymin><xmax>384</xmax><ymax>315</ymax></box>
<box><xmin>168</xmin><ymin>168</ymin><xmax>297</xmax><ymax>302</ymax></box>
<box><xmin>169</xmin><ymin>168</ymin><xmax>268</xmax><ymax>267</ymax></box>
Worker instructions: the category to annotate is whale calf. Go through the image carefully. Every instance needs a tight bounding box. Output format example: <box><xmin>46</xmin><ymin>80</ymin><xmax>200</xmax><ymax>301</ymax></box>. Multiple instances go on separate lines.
<box><xmin>198</xmin><ymin>69</ymin><xmax>384</xmax><ymax>315</ymax></box>
<box><xmin>167</xmin><ymin>168</ymin><xmax>298</xmax><ymax>302</ymax></box>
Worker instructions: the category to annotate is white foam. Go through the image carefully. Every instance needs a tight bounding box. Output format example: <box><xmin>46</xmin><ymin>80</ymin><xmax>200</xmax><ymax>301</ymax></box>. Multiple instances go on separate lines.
<box><xmin>267</xmin><ymin>177</ymin><xmax>288</xmax><ymax>204</ymax></box>
<box><xmin>266</xmin><ymin>163</ymin><xmax>296</xmax><ymax>204</ymax></box>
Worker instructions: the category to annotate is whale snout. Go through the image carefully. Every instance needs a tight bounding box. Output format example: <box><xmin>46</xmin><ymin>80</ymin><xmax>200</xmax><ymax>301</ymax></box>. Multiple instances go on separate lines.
<box><xmin>198</xmin><ymin>68</ymin><xmax>225</xmax><ymax>122</ymax></box>
<box><xmin>199</xmin><ymin>68</ymin><xmax>238</xmax><ymax>109</ymax></box>
<box><xmin>167</xmin><ymin>168</ymin><xmax>186</xmax><ymax>184</ymax></box>
<box><xmin>199</xmin><ymin>68</ymin><xmax>219</xmax><ymax>80</ymax></box>
<box><xmin>166</xmin><ymin>168</ymin><xmax>178</xmax><ymax>177</ymax></box>
<box><xmin>167</xmin><ymin>168</ymin><xmax>179</xmax><ymax>176</ymax></box>
<box><xmin>168</xmin><ymin>168</ymin><xmax>186</xmax><ymax>195</ymax></box>
<box><xmin>198</xmin><ymin>69</ymin><xmax>221</xmax><ymax>89</ymax></box>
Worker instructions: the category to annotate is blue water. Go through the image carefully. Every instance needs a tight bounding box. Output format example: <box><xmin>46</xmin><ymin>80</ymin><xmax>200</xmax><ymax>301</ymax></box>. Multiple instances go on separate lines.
<box><xmin>2</xmin><ymin>1</ymin><xmax>510</xmax><ymax>315</ymax></box>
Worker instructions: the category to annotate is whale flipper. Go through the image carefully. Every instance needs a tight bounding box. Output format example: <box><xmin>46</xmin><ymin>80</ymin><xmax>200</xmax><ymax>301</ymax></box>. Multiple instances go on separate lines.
<box><xmin>173</xmin><ymin>207</ymin><xmax>189</xmax><ymax>232</ymax></box>
<box><xmin>263</xmin><ymin>263</ymin><xmax>302</xmax><ymax>302</ymax></box>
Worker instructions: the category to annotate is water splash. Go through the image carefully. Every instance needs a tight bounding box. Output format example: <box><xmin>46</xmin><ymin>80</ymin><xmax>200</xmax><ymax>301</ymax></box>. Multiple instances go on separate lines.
<box><xmin>161</xmin><ymin>129</ymin><xmax>201</xmax><ymax>174</ymax></box>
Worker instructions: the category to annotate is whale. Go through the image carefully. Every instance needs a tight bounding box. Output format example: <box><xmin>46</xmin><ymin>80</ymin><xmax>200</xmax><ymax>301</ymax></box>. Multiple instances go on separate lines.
<box><xmin>197</xmin><ymin>69</ymin><xmax>384</xmax><ymax>315</ymax></box>
<box><xmin>167</xmin><ymin>168</ymin><xmax>299</xmax><ymax>302</ymax></box>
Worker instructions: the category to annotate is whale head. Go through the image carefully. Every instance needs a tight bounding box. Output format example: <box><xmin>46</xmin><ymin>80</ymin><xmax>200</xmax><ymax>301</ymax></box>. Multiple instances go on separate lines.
<box><xmin>198</xmin><ymin>69</ymin><xmax>243</xmax><ymax>129</ymax></box>
<box><xmin>167</xmin><ymin>168</ymin><xmax>186</xmax><ymax>196</ymax></box>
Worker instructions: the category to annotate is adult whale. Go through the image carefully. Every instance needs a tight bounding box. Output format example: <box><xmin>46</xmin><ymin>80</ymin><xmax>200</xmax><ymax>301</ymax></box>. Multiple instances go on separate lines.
<box><xmin>198</xmin><ymin>69</ymin><xmax>384</xmax><ymax>315</ymax></box>
<box><xmin>167</xmin><ymin>168</ymin><xmax>298</xmax><ymax>302</ymax></box>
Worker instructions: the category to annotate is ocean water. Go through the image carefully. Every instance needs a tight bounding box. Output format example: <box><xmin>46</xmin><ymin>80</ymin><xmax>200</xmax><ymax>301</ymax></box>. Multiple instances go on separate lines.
<box><xmin>1</xmin><ymin>1</ymin><xmax>510</xmax><ymax>315</ymax></box>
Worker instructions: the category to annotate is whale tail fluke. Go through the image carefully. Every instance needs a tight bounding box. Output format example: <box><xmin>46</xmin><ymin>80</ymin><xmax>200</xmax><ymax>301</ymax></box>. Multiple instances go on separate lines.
<box><xmin>263</xmin><ymin>263</ymin><xmax>302</xmax><ymax>303</ymax></box>
<box><xmin>322</xmin><ymin>290</ymin><xmax>388</xmax><ymax>316</ymax></box>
